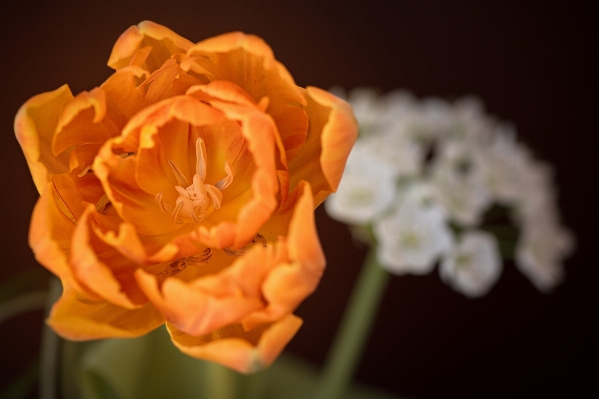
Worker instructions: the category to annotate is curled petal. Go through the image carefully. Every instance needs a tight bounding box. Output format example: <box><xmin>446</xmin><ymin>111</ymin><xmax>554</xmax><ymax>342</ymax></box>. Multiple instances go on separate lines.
<box><xmin>70</xmin><ymin>205</ymin><xmax>148</xmax><ymax>308</ymax></box>
<box><xmin>30</xmin><ymin>184</ymin><xmax>83</xmax><ymax>292</ymax></box>
<box><xmin>243</xmin><ymin>181</ymin><xmax>325</xmax><ymax>329</ymax></box>
<box><xmin>135</xmin><ymin>243</ymin><xmax>287</xmax><ymax>336</ymax></box>
<box><xmin>108</xmin><ymin>21</ymin><xmax>193</xmax><ymax>71</ymax></box>
<box><xmin>52</xmin><ymin>88</ymin><xmax>113</xmax><ymax>156</ymax></box>
<box><xmin>101</xmin><ymin>66</ymin><xmax>150</xmax><ymax>122</ymax></box>
<box><xmin>48</xmin><ymin>284</ymin><xmax>164</xmax><ymax>341</ymax></box>
<box><xmin>289</xmin><ymin>87</ymin><xmax>358</xmax><ymax>206</ymax></box>
<box><xmin>187</xmin><ymin>32</ymin><xmax>309</xmax><ymax>162</ymax></box>
<box><xmin>15</xmin><ymin>85</ymin><xmax>74</xmax><ymax>193</ymax></box>
<box><xmin>206</xmin><ymin>100</ymin><xmax>279</xmax><ymax>248</ymax></box>
<box><xmin>167</xmin><ymin>314</ymin><xmax>303</xmax><ymax>373</ymax></box>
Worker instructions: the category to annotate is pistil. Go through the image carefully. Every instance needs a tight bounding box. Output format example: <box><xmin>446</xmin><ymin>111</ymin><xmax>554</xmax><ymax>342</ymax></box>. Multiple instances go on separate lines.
<box><xmin>155</xmin><ymin>137</ymin><xmax>234</xmax><ymax>225</ymax></box>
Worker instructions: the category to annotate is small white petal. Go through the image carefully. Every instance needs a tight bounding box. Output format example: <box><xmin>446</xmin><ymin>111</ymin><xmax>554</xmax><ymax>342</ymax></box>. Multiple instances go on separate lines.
<box><xmin>440</xmin><ymin>230</ymin><xmax>502</xmax><ymax>298</ymax></box>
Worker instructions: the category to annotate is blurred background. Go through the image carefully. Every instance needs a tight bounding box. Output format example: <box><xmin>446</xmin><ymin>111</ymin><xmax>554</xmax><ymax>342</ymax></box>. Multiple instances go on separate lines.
<box><xmin>1</xmin><ymin>1</ymin><xmax>597</xmax><ymax>398</ymax></box>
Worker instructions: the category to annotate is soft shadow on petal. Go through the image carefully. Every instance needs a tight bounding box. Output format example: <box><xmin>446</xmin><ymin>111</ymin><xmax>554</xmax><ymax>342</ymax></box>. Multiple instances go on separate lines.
<box><xmin>167</xmin><ymin>314</ymin><xmax>302</xmax><ymax>373</ymax></box>
<box><xmin>108</xmin><ymin>21</ymin><xmax>193</xmax><ymax>72</ymax></box>
<box><xmin>187</xmin><ymin>33</ymin><xmax>308</xmax><ymax>161</ymax></box>
<box><xmin>135</xmin><ymin>245</ymin><xmax>277</xmax><ymax>336</ymax></box>
<box><xmin>70</xmin><ymin>205</ymin><xmax>148</xmax><ymax>308</ymax></box>
<box><xmin>101</xmin><ymin>66</ymin><xmax>149</xmax><ymax>122</ymax></box>
<box><xmin>67</xmin><ymin>143</ymin><xmax>105</xmax><ymax>204</ymax></box>
<box><xmin>48</xmin><ymin>284</ymin><xmax>164</xmax><ymax>341</ymax></box>
<box><xmin>30</xmin><ymin>184</ymin><xmax>84</xmax><ymax>293</ymax></box>
<box><xmin>206</xmin><ymin>100</ymin><xmax>279</xmax><ymax>248</ymax></box>
<box><xmin>95</xmin><ymin>140</ymin><xmax>177</xmax><ymax>236</ymax></box>
<box><xmin>15</xmin><ymin>85</ymin><xmax>74</xmax><ymax>193</ymax></box>
<box><xmin>289</xmin><ymin>87</ymin><xmax>358</xmax><ymax>206</ymax></box>
<box><xmin>243</xmin><ymin>181</ymin><xmax>325</xmax><ymax>329</ymax></box>
<box><xmin>51</xmin><ymin>87</ymin><xmax>115</xmax><ymax>156</ymax></box>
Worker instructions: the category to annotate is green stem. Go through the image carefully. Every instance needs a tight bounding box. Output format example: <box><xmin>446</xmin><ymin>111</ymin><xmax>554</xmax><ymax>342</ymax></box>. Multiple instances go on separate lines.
<box><xmin>205</xmin><ymin>361</ymin><xmax>237</xmax><ymax>399</ymax></box>
<box><xmin>40</xmin><ymin>278</ymin><xmax>62</xmax><ymax>399</ymax></box>
<box><xmin>314</xmin><ymin>248</ymin><xmax>391</xmax><ymax>399</ymax></box>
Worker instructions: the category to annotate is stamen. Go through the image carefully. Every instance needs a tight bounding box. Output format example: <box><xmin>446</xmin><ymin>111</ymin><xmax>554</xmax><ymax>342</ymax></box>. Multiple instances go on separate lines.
<box><xmin>158</xmin><ymin>259</ymin><xmax>187</xmax><ymax>278</ymax></box>
<box><xmin>223</xmin><ymin>247</ymin><xmax>244</xmax><ymax>257</ymax></box>
<box><xmin>195</xmin><ymin>137</ymin><xmax>207</xmax><ymax>182</ymax></box>
<box><xmin>158</xmin><ymin>249</ymin><xmax>212</xmax><ymax>278</ymax></box>
<box><xmin>155</xmin><ymin>192</ymin><xmax>173</xmax><ymax>213</ymax></box>
<box><xmin>185</xmin><ymin>248</ymin><xmax>212</xmax><ymax>265</ymax></box>
<box><xmin>205</xmin><ymin>186</ymin><xmax>223</xmax><ymax>209</ymax></box>
<box><xmin>253</xmin><ymin>233</ymin><xmax>267</xmax><ymax>247</ymax></box>
<box><xmin>77</xmin><ymin>166</ymin><xmax>93</xmax><ymax>177</ymax></box>
<box><xmin>224</xmin><ymin>234</ymin><xmax>267</xmax><ymax>256</ymax></box>
<box><xmin>191</xmin><ymin>210</ymin><xmax>202</xmax><ymax>222</ymax></box>
<box><xmin>171</xmin><ymin>201</ymin><xmax>184</xmax><ymax>225</ymax></box>
<box><xmin>215</xmin><ymin>162</ymin><xmax>234</xmax><ymax>190</ymax></box>
<box><xmin>95</xmin><ymin>195</ymin><xmax>112</xmax><ymax>215</ymax></box>
<box><xmin>168</xmin><ymin>159</ymin><xmax>189</xmax><ymax>187</ymax></box>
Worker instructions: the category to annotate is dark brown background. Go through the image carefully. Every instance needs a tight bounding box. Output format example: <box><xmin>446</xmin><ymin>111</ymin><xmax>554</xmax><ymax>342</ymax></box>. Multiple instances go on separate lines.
<box><xmin>1</xmin><ymin>1</ymin><xmax>597</xmax><ymax>398</ymax></box>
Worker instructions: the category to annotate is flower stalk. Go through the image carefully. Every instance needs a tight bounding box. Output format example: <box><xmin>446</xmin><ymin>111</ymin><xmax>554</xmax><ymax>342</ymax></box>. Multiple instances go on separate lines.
<box><xmin>314</xmin><ymin>248</ymin><xmax>391</xmax><ymax>399</ymax></box>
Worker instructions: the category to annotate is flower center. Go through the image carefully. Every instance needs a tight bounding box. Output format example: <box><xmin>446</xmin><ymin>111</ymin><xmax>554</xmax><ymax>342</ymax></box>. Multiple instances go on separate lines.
<box><xmin>155</xmin><ymin>137</ymin><xmax>234</xmax><ymax>225</ymax></box>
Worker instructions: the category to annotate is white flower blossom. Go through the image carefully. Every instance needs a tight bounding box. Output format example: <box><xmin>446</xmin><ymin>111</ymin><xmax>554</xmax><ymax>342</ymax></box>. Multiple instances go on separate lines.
<box><xmin>365</xmin><ymin>129</ymin><xmax>424</xmax><ymax>177</ymax></box>
<box><xmin>515</xmin><ymin>219</ymin><xmax>574</xmax><ymax>292</ymax></box>
<box><xmin>328</xmin><ymin>86</ymin><xmax>575</xmax><ymax>297</ymax></box>
<box><xmin>325</xmin><ymin>140</ymin><xmax>397</xmax><ymax>225</ymax></box>
<box><xmin>431</xmin><ymin>141</ymin><xmax>492</xmax><ymax>226</ymax></box>
<box><xmin>440</xmin><ymin>230</ymin><xmax>502</xmax><ymax>298</ymax></box>
<box><xmin>374</xmin><ymin>184</ymin><xmax>454</xmax><ymax>275</ymax></box>
<box><xmin>479</xmin><ymin>123</ymin><xmax>536</xmax><ymax>203</ymax></box>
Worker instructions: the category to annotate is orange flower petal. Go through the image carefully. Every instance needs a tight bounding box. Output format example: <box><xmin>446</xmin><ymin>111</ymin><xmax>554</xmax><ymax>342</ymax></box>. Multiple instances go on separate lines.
<box><xmin>187</xmin><ymin>32</ymin><xmax>309</xmax><ymax>162</ymax></box>
<box><xmin>48</xmin><ymin>284</ymin><xmax>164</xmax><ymax>341</ymax></box>
<box><xmin>15</xmin><ymin>85</ymin><xmax>74</xmax><ymax>193</ymax></box>
<box><xmin>289</xmin><ymin>86</ymin><xmax>358</xmax><ymax>206</ymax></box>
<box><xmin>51</xmin><ymin>87</ymin><xmax>113</xmax><ymax>156</ymax></box>
<box><xmin>136</xmin><ymin>267</ymin><xmax>263</xmax><ymax>338</ymax></box>
<box><xmin>134</xmin><ymin>241</ymin><xmax>290</xmax><ymax>336</ymax></box>
<box><xmin>94</xmin><ymin>138</ymin><xmax>178</xmax><ymax>236</ymax></box>
<box><xmin>242</xmin><ymin>181</ymin><xmax>325</xmax><ymax>329</ymax></box>
<box><xmin>167</xmin><ymin>314</ymin><xmax>303</xmax><ymax>373</ymax></box>
<box><xmin>205</xmin><ymin>100</ymin><xmax>279</xmax><ymax>248</ymax></box>
<box><xmin>108</xmin><ymin>21</ymin><xmax>193</xmax><ymax>72</ymax></box>
<box><xmin>100</xmin><ymin>66</ymin><xmax>149</xmax><ymax>122</ymax></box>
<box><xmin>70</xmin><ymin>204</ymin><xmax>147</xmax><ymax>308</ymax></box>
<box><xmin>29</xmin><ymin>184</ymin><xmax>83</xmax><ymax>292</ymax></box>
<box><xmin>67</xmin><ymin>143</ymin><xmax>105</xmax><ymax>204</ymax></box>
<box><xmin>139</xmin><ymin>59</ymin><xmax>185</xmax><ymax>103</ymax></box>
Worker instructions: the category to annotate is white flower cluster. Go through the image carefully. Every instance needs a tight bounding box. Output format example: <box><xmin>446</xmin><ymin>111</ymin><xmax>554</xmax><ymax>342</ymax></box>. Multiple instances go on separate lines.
<box><xmin>326</xmin><ymin>88</ymin><xmax>574</xmax><ymax>297</ymax></box>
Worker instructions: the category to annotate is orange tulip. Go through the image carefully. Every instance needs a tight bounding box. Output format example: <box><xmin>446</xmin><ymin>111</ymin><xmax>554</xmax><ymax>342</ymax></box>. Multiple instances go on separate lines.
<box><xmin>15</xmin><ymin>21</ymin><xmax>357</xmax><ymax>373</ymax></box>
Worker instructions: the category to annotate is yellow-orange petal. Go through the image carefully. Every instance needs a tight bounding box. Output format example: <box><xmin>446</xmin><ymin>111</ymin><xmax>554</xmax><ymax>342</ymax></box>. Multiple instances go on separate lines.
<box><xmin>108</xmin><ymin>21</ymin><xmax>193</xmax><ymax>72</ymax></box>
<box><xmin>139</xmin><ymin>58</ymin><xmax>185</xmax><ymax>104</ymax></box>
<box><xmin>100</xmin><ymin>66</ymin><xmax>149</xmax><ymax>123</ymax></box>
<box><xmin>48</xmin><ymin>284</ymin><xmax>164</xmax><ymax>341</ymax></box>
<box><xmin>187</xmin><ymin>81</ymin><xmax>290</xmax><ymax>207</ymax></box>
<box><xmin>29</xmin><ymin>184</ymin><xmax>84</xmax><ymax>292</ymax></box>
<box><xmin>51</xmin><ymin>87</ymin><xmax>114</xmax><ymax>156</ymax></box>
<box><xmin>187</xmin><ymin>32</ymin><xmax>308</xmax><ymax>162</ymax></box>
<box><xmin>135</xmin><ymin>266</ymin><xmax>262</xmax><ymax>335</ymax></box>
<box><xmin>288</xmin><ymin>87</ymin><xmax>358</xmax><ymax>206</ymax></box>
<box><xmin>167</xmin><ymin>314</ymin><xmax>303</xmax><ymax>373</ymax></box>
<box><xmin>70</xmin><ymin>204</ymin><xmax>147</xmax><ymax>308</ymax></box>
<box><xmin>242</xmin><ymin>181</ymin><xmax>325</xmax><ymax>329</ymax></box>
<box><xmin>187</xmin><ymin>80</ymin><xmax>259</xmax><ymax>109</ymax></box>
<box><xmin>205</xmin><ymin>100</ymin><xmax>279</xmax><ymax>248</ymax></box>
<box><xmin>15</xmin><ymin>85</ymin><xmax>74</xmax><ymax>193</ymax></box>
